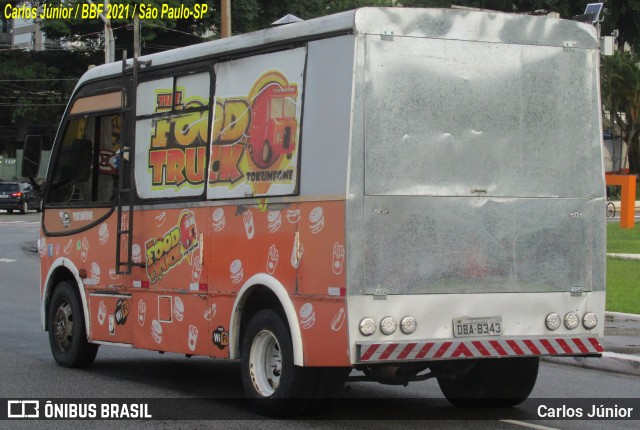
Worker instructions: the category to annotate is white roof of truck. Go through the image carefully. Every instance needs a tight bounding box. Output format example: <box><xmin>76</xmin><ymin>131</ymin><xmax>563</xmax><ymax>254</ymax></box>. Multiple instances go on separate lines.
<box><xmin>77</xmin><ymin>7</ymin><xmax>597</xmax><ymax>87</ymax></box>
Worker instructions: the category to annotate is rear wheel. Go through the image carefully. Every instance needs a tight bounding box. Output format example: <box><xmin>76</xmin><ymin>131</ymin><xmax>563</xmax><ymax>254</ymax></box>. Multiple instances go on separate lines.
<box><xmin>20</xmin><ymin>201</ymin><xmax>28</xmax><ymax>214</ymax></box>
<box><xmin>241</xmin><ymin>309</ymin><xmax>310</xmax><ymax>417</ymax></box>
<box><xmin>436</xmin><ymin>357</ymin><xmax>539</xmax><ymax>408</ymax></box>
<box><xmin>7</xmin><ymin>209</ymin><xmax>13</xmax><ymax>214</ymax></box>
<box><xmin>48</xmin><ymin>281</ymin><xmax>98</xmax><ymax>368</ymax></box>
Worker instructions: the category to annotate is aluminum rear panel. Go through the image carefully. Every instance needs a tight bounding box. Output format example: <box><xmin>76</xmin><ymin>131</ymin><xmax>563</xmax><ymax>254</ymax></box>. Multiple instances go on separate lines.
<box><xmin>362</xmin><ymin>196</ymin><xmax>605</xmax><ymax>295</ymax></box>
<box><xmin>363</xmin><ymin>35</ymin><xmax>602</xmax><ymax>199</ymax></box>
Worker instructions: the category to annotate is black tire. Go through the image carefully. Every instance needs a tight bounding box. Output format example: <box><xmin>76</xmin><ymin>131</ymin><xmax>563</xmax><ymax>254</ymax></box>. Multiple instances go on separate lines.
<box><xmin>6</xmin><ymin>209</ymin><xmax>13</xmax><ymax>214</ymax></box>
<box><xmin>48</xmin><ymin>281</ymin><xmax>98</xmax><ymax>368</ymax></box>
<box><xmin>20</xmin><ymin>201</ymin><xmax>28</xmax><ymax>214</ymax></box>
<box><xmin>607</xmin><ymin>202</ymin><xmax>616</xmax><ymax>218</ymax></box>
<box><xmin>437</xmin><ymin>357</ymin><xmax>539</xmax><ymax>408</ymax></box>
<box><xmin>240</xmin><ymin>309</ymin><xmax>311</xmax><ymax>417</ymax></box>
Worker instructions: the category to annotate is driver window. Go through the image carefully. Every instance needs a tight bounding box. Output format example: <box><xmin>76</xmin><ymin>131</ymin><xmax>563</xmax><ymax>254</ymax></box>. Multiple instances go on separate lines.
<box><xmin>47</xmin><ymin>114</ymin><xmax>121</xmax><ymax>205</ymax></box>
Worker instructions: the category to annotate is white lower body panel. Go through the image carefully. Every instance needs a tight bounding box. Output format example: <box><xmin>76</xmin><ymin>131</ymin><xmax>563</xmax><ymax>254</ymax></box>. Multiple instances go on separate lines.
<box><xmin>347</xmin><ymin>291</ymin><xmax>605</xmax><ymax>364</ymax></box>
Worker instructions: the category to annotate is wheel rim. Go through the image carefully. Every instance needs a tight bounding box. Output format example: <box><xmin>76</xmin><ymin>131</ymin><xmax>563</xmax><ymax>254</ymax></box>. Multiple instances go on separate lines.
<box><xmin>52</xmin><ymin>299</ymin><xmax>74</xmax><ymax>352</ymax></box>
<box><xmin>249</xmin><ymin>329</ymin><xmax>282</xmax><ymax>397</ymax></box>
<box><xmin>23</xmin><ymin>202</ymin><xmax>28</xmax><ymax>212</ymax></box>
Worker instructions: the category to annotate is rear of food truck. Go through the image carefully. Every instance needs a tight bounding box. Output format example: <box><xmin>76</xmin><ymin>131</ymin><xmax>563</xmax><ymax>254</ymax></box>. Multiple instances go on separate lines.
<box><xmin>344</xmin><ymin>8</ymin><xmax>605</xmax><ymax>402</ymax></box>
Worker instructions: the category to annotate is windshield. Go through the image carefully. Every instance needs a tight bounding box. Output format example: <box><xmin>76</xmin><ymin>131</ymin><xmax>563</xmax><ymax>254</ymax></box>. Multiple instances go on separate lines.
<box><xmin>0</xmin><ymin>184</ymin><xmax>19</xmax><ymax>192</ymax></box>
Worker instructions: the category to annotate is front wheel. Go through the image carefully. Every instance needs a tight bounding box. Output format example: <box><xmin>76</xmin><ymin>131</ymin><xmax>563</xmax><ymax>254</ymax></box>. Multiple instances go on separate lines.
<box><xmin>48</xmin><ymin>281</ymin><xmax>98</xmax><ymax>368</ymax></box>
<box><xmin>436</xmin><ymin>357</ymin><xmax>539</xmax><ymax>408</ymax></box>
<box><xmin>607</xmin><ymin>202</ymin><xmax>616</xmax><ymax>218</ymax></box>
<box><xmin>241</xmin><ymin>309</ymin><xmax>310</xmax><ymax>417</ymax></box>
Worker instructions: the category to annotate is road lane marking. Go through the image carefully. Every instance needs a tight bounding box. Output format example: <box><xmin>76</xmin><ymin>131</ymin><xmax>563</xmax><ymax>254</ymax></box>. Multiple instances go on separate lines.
<box><xmin>500</xmin><ymin>420</ymin><xmax>559</xmax><ymax>430</ymax></box>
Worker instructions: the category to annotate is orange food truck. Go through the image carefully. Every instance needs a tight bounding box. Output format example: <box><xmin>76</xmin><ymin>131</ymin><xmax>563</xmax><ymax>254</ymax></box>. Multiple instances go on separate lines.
<box><xmin>23</xmin><ymin>8</ymin><xmax>606</xmax><ymax>416</ymax></box>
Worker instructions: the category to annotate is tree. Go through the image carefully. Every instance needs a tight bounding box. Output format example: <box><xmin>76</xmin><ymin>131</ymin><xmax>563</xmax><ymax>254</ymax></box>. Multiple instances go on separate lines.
<box><xmin>34</xmin><ymin>0</ymin><xmax>218</xmax><ymax>58</ymax></box>
<box><xmin>601</xmin><ymin>51</ymin><xmax>640</xmax><ymax>173</ymax></box>
<box><xmin>0</xmin><ymin>49</ymin><xmax>102</xmax><ymax>156</ymax></box>
<box><xmin>601</xmin><ymin>0</ymin><xmax>640</xmax><ymax>52</ymax></box>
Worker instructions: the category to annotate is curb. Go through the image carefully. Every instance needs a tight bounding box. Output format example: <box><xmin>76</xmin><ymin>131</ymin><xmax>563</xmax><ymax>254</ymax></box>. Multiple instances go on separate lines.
<box><xmin>606</xmin><ymin>311</ymin><xmax>640</xmax><ymax>322</ymax></box>
<box><xmin>542</xmin><ymin>312</ymin><xmax>640</xmax><ymax>376</ymax></box>
<box><xmin>543</xmin><ymin>352</ymin><xmax>640</xmax><ymax>376</ymax></box>
<box><xmin>606</xmin><ymin>253</ymin><xmax>640</xmax><ymax>261</ymax></box>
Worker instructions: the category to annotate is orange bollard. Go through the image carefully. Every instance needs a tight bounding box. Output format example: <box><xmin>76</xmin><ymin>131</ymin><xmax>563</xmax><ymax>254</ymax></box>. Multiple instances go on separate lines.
<box><xmin>605</xmin><ymin>175</ymin><xmax>636</xmax><ymax>228</ymax></box>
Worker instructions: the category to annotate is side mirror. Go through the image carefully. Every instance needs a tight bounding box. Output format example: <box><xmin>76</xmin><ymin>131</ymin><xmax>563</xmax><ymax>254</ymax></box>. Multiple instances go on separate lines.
<box><xmin>22</xmin><ymin>135</ymin><xmax>43</xmax><ymax>178</ymax></box>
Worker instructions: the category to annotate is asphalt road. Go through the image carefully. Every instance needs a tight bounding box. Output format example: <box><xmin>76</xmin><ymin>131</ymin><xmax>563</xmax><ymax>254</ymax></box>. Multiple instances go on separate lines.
<box><xmin>1</xmin><ymin>211</ymin><xmax>640</xmax><ymax>429</ymax></box>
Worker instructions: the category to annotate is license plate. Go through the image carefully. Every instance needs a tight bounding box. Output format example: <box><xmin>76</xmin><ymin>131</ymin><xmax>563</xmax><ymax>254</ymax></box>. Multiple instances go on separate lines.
<box><xmin>453</xmin><ymin>316</ymin><xmax>502</xmax><ymax>338</ymax></box>
<box><xmin>0</xmin><ymin>195</ymin><xmax>8</xmax><ymax>198</ymax></box>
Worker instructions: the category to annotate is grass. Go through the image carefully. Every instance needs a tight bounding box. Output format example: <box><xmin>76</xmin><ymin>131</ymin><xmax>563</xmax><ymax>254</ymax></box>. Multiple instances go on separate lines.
<box><xmin>606</xmin><ymin>258</ymin><xmax>640</xmax><ymax>313</ymax></box>
<box><xmin>606</xmin><ymin>223</ymin><xmax>640</xmax><ymax>254</ymax></box>
<box><xmin>606</xmin><ymin>224</ymin><xmax>640</xmax><ymax>313</ymax></box>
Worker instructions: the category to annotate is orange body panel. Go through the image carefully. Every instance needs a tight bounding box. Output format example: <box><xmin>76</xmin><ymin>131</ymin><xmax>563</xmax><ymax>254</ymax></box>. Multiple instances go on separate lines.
<box><xmin>40</xmin><ymin>200</ymin><xmax>349</xmax><ymax>366</ymax></box>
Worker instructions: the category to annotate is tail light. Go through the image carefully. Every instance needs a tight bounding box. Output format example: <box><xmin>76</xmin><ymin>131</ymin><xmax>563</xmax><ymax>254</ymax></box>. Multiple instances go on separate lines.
<box><xmin>10</xmin><ymin>192</ymin><xmax>23</xmax><ymax>198</ymax></box>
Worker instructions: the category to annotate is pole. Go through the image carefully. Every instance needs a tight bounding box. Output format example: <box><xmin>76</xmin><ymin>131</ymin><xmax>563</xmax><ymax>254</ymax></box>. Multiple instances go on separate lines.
<box><xmin>134</xmin><ymin>16</ymin><xmax>140</xmax><ymax>59</ymax></box>
<box><xmin>104</xmin><ymin>0</ymin><xmax>114</xmax><ymax>63</ymax></box>
<box><xmin>221</xmin><ymin>0</ymin><xmax>231</xmax><ymax>38</ymax></box>
<box><xmin>86</xmin><ymin>0</ymin><xmax>114</xmax><ymax>63</ymax></box>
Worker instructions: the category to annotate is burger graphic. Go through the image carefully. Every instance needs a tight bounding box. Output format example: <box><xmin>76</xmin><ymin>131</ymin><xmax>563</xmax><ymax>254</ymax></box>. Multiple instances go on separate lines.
<box><xmin>230</xmin><ymin>259</ymin><xmax>244</xmax><ymax>284</ymax></box>
<box><xmin>212</xmin><ymin>208</ymin><xmax>225</xmax><ymax>232</ymax></box>
<box><xmin>151</xmin><ymin>320</ymin><xmax>163</xmax><ymax>344</ymax></box>
<box><xmin>267</xmin><ymin>210</ymin><xmax>282</xmax><ymax>233</ymax></box>
<box><xmin>309</xmin><ymin>207</ymin><xmax>325</xmax><ymax>234</ymax></box>
<box><xmin>299</xmin><ymin>303</ymin><xmax>316</xmax><ymax>330</ymax></box>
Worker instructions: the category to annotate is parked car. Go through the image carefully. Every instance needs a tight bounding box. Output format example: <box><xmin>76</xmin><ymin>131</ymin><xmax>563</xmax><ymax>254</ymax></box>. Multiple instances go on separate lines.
<box><xmin>0</xmin><ymin>181</ymin><xmax>42</xmax><ymax>214</ymax></box>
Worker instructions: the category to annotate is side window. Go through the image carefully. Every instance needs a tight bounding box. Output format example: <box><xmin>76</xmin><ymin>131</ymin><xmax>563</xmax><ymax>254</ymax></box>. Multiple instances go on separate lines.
<box><xmin>47</xmin><ymin>114</ymin><xmax>122</xmax><ymax>205</ymax></box>
<box><xmin>134</xmin><ymin>71</ymin><xmax>211</xmax><ymax>199</ymax></box>
<box><xmin>207</xmin><ymin>47</ymin><xmax>306</xmax><ymax>200</ymax></box>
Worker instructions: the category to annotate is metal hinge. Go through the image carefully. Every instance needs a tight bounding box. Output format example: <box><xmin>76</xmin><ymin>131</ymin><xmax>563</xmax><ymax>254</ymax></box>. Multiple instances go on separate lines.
<box><xmin>373</xmin><ymin>287</ymin><xmax>387</xmax><ymax>300</ymax></box>
<box><xmin>570</xmin><ymin>286</ymin><xmax>583</xmax><ymax>297</ymax></box>
<box><xmin>380</xmin><ymin>31</ymin><xmax>394</xmax><ymax>41</ymax></box>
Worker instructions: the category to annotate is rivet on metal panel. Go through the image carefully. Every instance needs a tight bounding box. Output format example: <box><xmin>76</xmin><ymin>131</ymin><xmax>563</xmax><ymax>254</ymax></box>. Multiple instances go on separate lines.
<box><xmin>380</xmin><ymin>31</ymin><xmax>394</xmax><ymax>41</ymax></box>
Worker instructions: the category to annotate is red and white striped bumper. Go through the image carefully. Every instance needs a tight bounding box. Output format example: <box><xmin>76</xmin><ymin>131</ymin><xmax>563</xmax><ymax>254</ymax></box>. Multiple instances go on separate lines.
<box><xmin>357</xmin><ymin>337</ymin><xmax>603</xmax><ymax>363</ymax></box>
